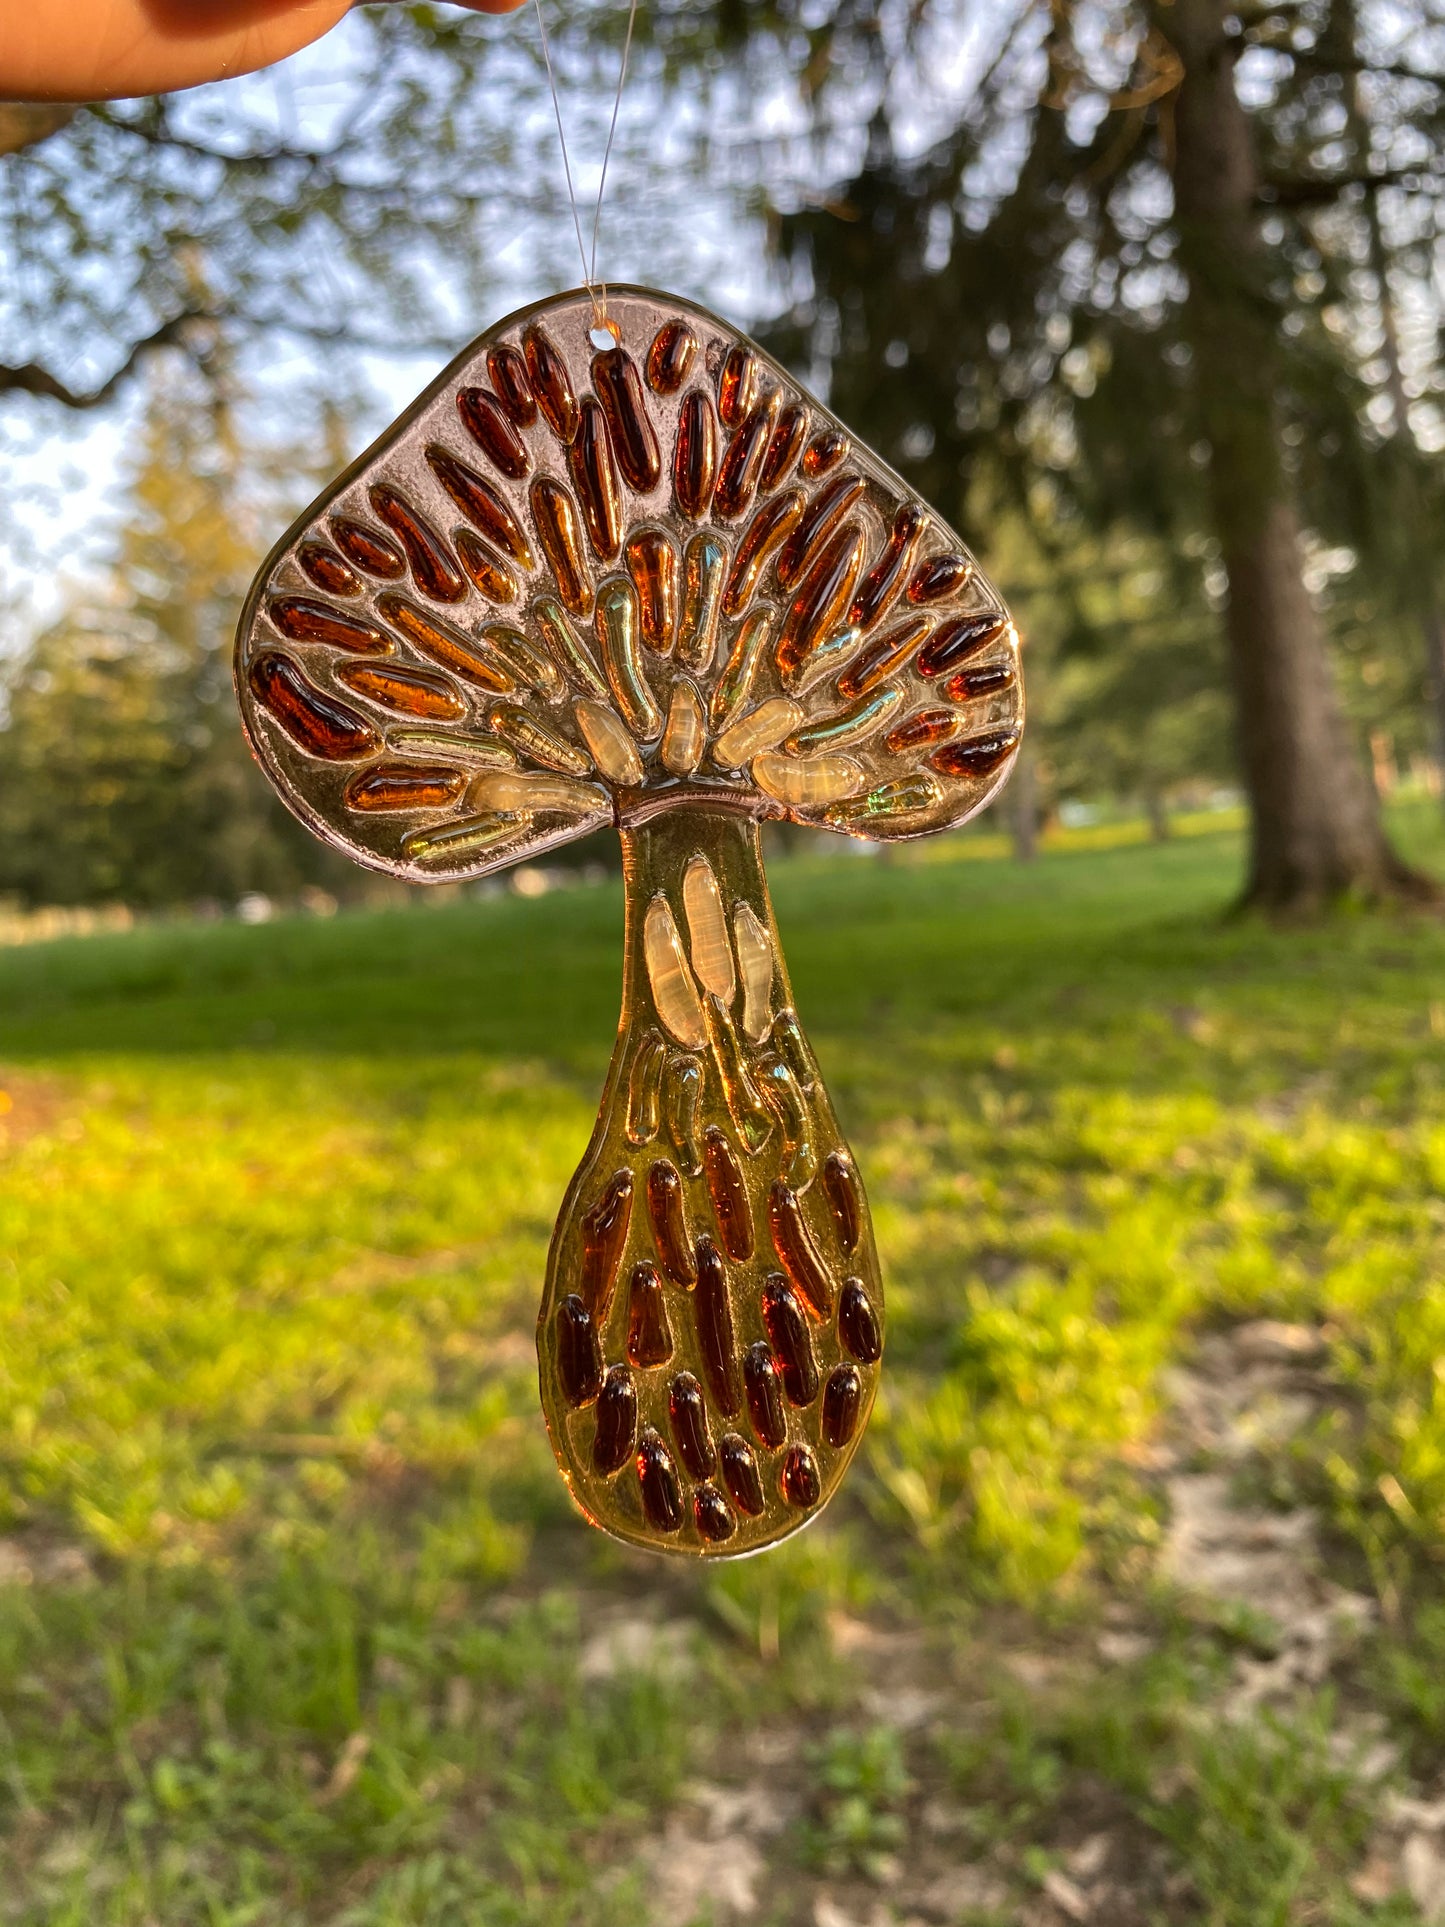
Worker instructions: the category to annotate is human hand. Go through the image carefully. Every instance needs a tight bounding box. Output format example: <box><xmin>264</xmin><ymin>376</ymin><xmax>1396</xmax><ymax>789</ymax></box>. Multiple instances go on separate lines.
<box><xmin>2</xmin><ymin>0</ymin><xmax>526</xmax><ymax>104</ymax></box>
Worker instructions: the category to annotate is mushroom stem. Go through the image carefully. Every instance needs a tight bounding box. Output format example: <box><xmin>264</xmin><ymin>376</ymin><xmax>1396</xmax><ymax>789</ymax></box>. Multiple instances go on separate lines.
<box><xmin>535</xmin><ymin>808</ymin><xmax>886</xmax><ymax>1556</ymax></box>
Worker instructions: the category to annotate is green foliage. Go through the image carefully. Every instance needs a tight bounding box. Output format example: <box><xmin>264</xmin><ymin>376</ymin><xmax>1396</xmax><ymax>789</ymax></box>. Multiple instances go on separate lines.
<box><xmin>803</xmin><ymin>1725</ymin><xmax>913</xmax><ymax>1878</ymax></box>
<box><xmin>5</xmin><ymin>820</ymin><xmax>1445</xmax><ymax>1915</ymax></box>
<box><xmin>744</xmin><ymin>0</ymin><xmax>1445</xmax><ymax>816</ymax></box>
<box><xmin>0</xmin><ymin>371</ymin><xmax>348</xmax><ymax>909</ymax></box>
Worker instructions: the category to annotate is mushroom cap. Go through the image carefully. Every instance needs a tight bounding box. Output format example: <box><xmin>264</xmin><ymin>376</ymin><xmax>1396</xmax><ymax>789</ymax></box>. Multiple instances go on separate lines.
<box><xmin>234</xmin><ymin>287</ymin><xmax>1023</xmax><ymax>880</ymax></box>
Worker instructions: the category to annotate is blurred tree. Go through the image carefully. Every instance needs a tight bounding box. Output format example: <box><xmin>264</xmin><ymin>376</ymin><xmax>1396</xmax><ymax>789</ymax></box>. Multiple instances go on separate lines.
<box><xmin>727</xmin><ymin>0</ymin><xmax>1443</xmax><ymax>907</ymax></box>
<box><xmin>0</xmin><ymin>5</ymin><xmax>656</xmax><ymax>409</ymax></box>
<box><xmin>0</xmin><ymin>362</ymin><xmax>343</xmax><ymax>905</ymax></box>
<box><xmin>2</xmin><ymin>0</ymin><xmax>1441</xmax><ymax>909</ymax></box>
<box><xmin>1007</xmin><ymin>520</ymin><xmax>1235</xmax><ymax>837</ymax></box>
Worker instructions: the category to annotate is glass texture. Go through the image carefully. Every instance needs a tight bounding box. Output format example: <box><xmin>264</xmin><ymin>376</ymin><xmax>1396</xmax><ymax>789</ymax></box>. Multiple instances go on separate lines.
<box><xmin>234</xmin><ymin>287</ymin><xmax>1025</xmax><ymax>1555</ymax></box>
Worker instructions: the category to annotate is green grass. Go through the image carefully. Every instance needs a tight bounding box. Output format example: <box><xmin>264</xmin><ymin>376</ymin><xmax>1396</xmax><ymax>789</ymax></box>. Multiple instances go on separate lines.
<box><xmin>4</xmin><ymin>809</ymin><xmax>1445</xmax><ymax>1922</ymax></box>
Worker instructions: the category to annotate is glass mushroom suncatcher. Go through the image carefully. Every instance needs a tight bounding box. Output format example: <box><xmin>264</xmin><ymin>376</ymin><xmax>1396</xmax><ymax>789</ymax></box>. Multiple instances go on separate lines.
<box><xmin>234</xmin><ymin>287</ymin><xmax>1024</xmax><ymax>1556</ymax></box>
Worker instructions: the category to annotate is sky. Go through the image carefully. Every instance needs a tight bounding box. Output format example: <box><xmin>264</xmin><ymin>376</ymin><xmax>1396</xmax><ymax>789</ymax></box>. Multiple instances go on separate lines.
<box><xmin>0</xmin><ymin>0</ymin><xmax>1054</xmax><ymax>648</ymax></box>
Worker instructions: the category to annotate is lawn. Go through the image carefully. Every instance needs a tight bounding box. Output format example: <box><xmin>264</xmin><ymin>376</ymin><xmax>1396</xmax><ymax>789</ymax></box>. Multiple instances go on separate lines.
<box><xmin>3</xmin><ymin>810</ymin><xmax>1445</xmax><ymax>1924</ymax></box>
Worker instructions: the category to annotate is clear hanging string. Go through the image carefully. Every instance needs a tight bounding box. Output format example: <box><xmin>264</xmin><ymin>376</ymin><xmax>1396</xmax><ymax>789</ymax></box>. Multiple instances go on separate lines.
<box><xmin>533</xmin><ymin>0</ymin><xmax>640</xmax><ymax>335</ymax></box>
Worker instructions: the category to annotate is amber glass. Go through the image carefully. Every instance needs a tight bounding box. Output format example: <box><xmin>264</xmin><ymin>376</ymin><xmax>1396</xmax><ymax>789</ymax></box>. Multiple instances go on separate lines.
<box><xmin>486</xmin><ymin>345</ymin><xmax>537</xmax><ymax>427</ymax></box>
<box><xmin>672</xmin><ymin>390</ymin><xmax>718</xmax><ymax>521</ymax></box>
<box><xmin>569</xmin><ymin>400</ymin><xmax>624</xmax><ymax>560</ymax></box>
<box><xmin>375</xmin><ymin>595</ymin><xmax>515</xmax><ymax>693</ymax></box>
<box><xmin>535</xmin><ymin>807</ymin><xmax>885</xmax><ymax>1556</ymax></box>
<box><xmin>523</xmin><ymin>323</ymin><xmax>580</xmax><ymax>443</ymax></box>
<box><xmin>298</xmin><ymin>542</ymin><xmax>361</xmax><ymax>597</ymax></box>
<box><xmin>427</xmin><ymin>448</ymin><xmax>534</xmax><ymax>564</ymax></box>
<box><xmin>267</xmin><ymin>597</ymin><xmax>391</xmax><ymax>656</ymax></box>
<box><xmin>456</xmin><ymin>388</ymin><xmax>531</xmax><ymax>480</ymax></box>
<box><xmin>368</xmin><ymin>486</ymin><xmax>467</xmax><ymax>603</ymax></box>
<box><xmin>916</xmin><ymin>610</ymin><xmax>1009</xmax><ymax>679</ymax></box>
<box><xmin>234</xmin><ymin>287</ymin><xmax>1030</xmax><ymax>1558</ymax></box>
<box><xmin>647</xmin><ymin>318</ymin><xmax>697</xmax><ymax>394</ymax></box>
<box><xmin>759</xmin><ymin>404</ymin><xmax>808</xmax><ymax>492</ymax></box>
<box><xmin>593</xmin><ymin>346</ymin><xmax>661</xmax><ymax>491</ymax></box>
<box><xmin>248</xmin><ymin>652</ymin><xmax>379</xmax><ymax>761</ymax></box>
<box><xmin>713</xmin><ymin>390</ymin><xmax>779</xmax><ymax>521</ymax></box>
<box><xmin>778</xmin><ymin>474</ymin><xmax>865</xmax><ymax>590</ymax></box>
<box><xmin>329</xmin><ymin>516</ymin><xmax>405</xmax><ymax>578</ymax></box>
<box><xmin>908</xmin><ymin>552</ymin><xmax>974</xmax><ymax>604</ymax></box>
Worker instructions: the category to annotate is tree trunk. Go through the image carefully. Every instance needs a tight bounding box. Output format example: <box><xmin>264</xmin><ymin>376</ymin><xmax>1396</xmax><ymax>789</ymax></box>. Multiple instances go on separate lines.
<box><xmin>1010</xmin><ymin>744</ymin><xmax>1038</xmax><ymax>861</ymax></box>
<box><xmin>1157</xmin><ymin>0</ymin><xmax>1434</xmax><ymax>909</ymax></box>
<box><xmin>1330</xmin><ymin>0</ymin><xmax>1445</xmax><ymax>808</ymax></box>
<box><xmin>1145</xmin><ymin>790</ymin><xmax>1170</xmax><ymax>842</ymax></box>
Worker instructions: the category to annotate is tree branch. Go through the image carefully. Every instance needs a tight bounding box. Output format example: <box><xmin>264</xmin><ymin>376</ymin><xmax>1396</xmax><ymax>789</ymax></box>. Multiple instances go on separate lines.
<box><xmin>0</xmin><ymin>311</ymin><xmax>204</xmax><ymax>409</ymax></box>
<box><xmin>1258</xmin><ymin>164</ymin><xmax>1430</xmax><ymax>207</ymax></box>
<box><xmin>1239</xmin><ymin>36</ymin><xmax>1445</xmax><ymax>87</ymax></box>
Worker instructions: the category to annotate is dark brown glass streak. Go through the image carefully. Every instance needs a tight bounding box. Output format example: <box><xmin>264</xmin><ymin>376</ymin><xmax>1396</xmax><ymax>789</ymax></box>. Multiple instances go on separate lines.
<box><xmin>744</xmin><ymin>1343</ymin><xmax>787</xmax><ymax>1449</ymax></box>
<box><xmin>838</xmin><ymin>1278</ymin><xmax>882</xmax><ymax>1364</ymax></box>
<box><xmin>647</xmin><ymin>318</ymin><xmax>697</xmax><ymax>394</ymax></box>
<box><xmin>673</xmin><ymin>390</ymin><xmax>718</xmax><ymax>520</ymax></box>
<box><xmin>669</xmin><ymin>1371</ymin><xmax>716</xmax><ymax>1478</ymax></box>
<box><xmin>569</xmin><ymin>399</ymin><xmax>624</xmax><ymax>560</ymax></box>
<box><xmin>523</xmin><ymin>323</ymin><xmax>580</xmax><ymax>442</ymax></box>
<box><xmin>718</xmin><ymin>344</ymin><xmax>758</xmax><ymax>428</ymax></box>
<box><xmin>425</xmin><ymin>447</ymin><xmax>533</xmax><ymax>564</ymax></box>
<box><xmin>248</xmin><ymin>651</ymin><xmax>379</xmax><ymax>761</ymax></box>
<box><xmin>703</xmin><ymin>1127</ymin><xmax>753</xmax><ymax>1261</ymax></box>
<box><xmin>712</xmin><ymin>390</ymin><xmax>779</xmax><ymax>522</ymax></box>
<box><xmin>821</xmin><ymin>1151</ymin><xmax>862</xmax><ymax>1253</ymax></box>
<box><xmin>556</xmin><ymin>1294</ymin><xmax>603</xmax><ymax>1406</ymax></box>
<box><xmin>718</xmin><ymin>1433</ymin><xmax>765</xmax><ymax>1516</ymax></box>
<box><xmin>368</xmin><ymin>485</ymin><xmax>467</xmax><ymax>603</ymax></box>
<box><xmin>944</xmin><ymin>659</ymin><xmax>1017</xmax><ymax>703</ymax></box>
<box><xmin>822</xmin><ymin>1364</ymin><xmax>864</xmax><ymax>1448</ymax></box>
<box><xmin>768</xmin><ymin>1181</ymin><xmax>835</xmax><ymax>1320</ymax></box>
<box><xmin>267</xmin><ymin>597</ymin><xmax>391</xmax><ymax>655</ymax></box>
<box><xmin>330</xmin><ymin>516</ymin><xmax>405</xmax><ymax>578</ymax></box>
<box><xmin>931</xmin><ymin>729</ymin><xmax>1021</xmax><ymax>779</ymax></box>
<box><xmin>636</xmin><ymin>1428</ymin><xmax>684</xmax><ymax>1532</ymax></box>
<box><xmin>802</xmin><ymin>430</ymin><xmax>848</xmax><ymax>477</ymax></box>
<box><xmin>908</xmin><ymin>553</ymin><xmax>973</xmax><ymax>603</ymax></box>
<box><xmin>916</xmin><ymin>612</ymin><xmax>1009</xmax><ymax>679</ymax></box>
<box><xmin>775</xmin><ymin>527</ymin><xmax>866</xmax><ymax>684</ymax></box>
<box><xmin>298</xmin><ymin>542</ymin><xmax>361</xmax><ymax>596</ymax></box>
<box><xmin>593</xmin><ymin>345</ymin><xmax>661</xmax><ymax>491</ymax></box>
<box><xmin>849</xmin><ymin>504</ymin><xmax>926</xmax><ymax>631</ymax></box>
<box><xmin>781</xmin><ymin>1443</ymin><xmax>821</xmax><ymax>1508</ymax></box>
<box><xmin>455</xmin><ymin>388</ymin><xmax>531</xmax><ymax>480</ymax></box>
<box><xmin>455</xmin><ymin>530</ymin><xmax>519</xmax><ymax>605</ymax></box>
<box><xmin>646</xmin><ymin>1159</ymin><xmax>695</xmax><ymax>1288</ymax></box>
<box><xmin>693</xmin><ymin>1483</ymin><xmax>735</xmax><ymax>1543</ymax></box>
<box><xmin>344</xmin><ymin>763</ymin><xmax>465</xmax><ymax>812</ymax></box>
<box><xmin>625</xmin><ymin>1262</ymin><xmax>673</xmax><ymax>1368</ymax></box>
<box><xmin>579</xmin><ymin>1168</ymin><xmax>634</xmax><ymax>1320</ymax></box>
<box><xmin>723</xmin><ymin>490</ymin><xmax>804</xmax><ymax>617</ymax></box>
<box><xmin>487</xmin><ymin>344</ymin><xmax>537</xmax><ymax>427</ymax></box>
<box><xmin>777</xmin><ymin>473</ymin><xmax>866</xmax><ymax>590</ymax></box>
<box><xmin>759</xmin><ymin>404</ymin><xmax>808</xmax><ymax>491</ymax></box>
<box><xmin>591</xmin><ymin>1365</ymin><xmax>637</xmax><ymax>1474</ymax></box>
<box><xmin>694</xmin><ymin>1235</ymin><xmax>741</xmax><ymax>1417</ymax></box>
<box><xmin>760</xmin><ymin>1277</ymin><xmax>819</xmax><ymax>1406</ymax></box>
<box><xmin>836</xmin><ymin>616</ymin><xmax>930</xmax><ymax>700</ymax></box>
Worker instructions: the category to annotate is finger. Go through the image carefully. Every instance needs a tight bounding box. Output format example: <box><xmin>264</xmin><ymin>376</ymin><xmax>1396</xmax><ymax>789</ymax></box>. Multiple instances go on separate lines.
<box><xmin>1</xmin><ymin>0</ymin><xmax>525</xmax><ymax>105</ymax></box>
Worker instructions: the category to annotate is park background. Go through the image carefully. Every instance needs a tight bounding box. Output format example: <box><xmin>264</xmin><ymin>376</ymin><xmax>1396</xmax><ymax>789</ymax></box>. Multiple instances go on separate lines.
<box><xmin>4</xmin><ymin>0</ymin><xmax>1445</xmax><ymax>1920</ymax></box>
